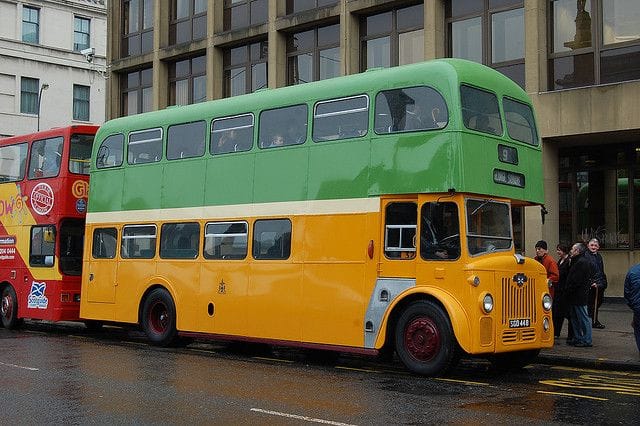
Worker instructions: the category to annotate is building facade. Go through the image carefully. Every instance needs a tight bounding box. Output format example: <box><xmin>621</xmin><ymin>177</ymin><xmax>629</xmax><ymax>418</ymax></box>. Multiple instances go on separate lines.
<box><xmin>0</xmin><ymin>0</ymin><xmax>107</xmax><ymax>137</ymax></box>
<box><xmin>105</xmin><ymin>0</ymin><xmax>640</xmax><ymax>297</ymax></box>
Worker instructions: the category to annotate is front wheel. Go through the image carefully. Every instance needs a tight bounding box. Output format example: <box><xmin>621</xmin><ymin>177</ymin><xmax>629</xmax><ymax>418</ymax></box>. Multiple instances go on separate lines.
<box><xmin>394</xmin><ymin>300</ymin><xmax>458</xmax><ymax>376</ymax></box>
<box><xmin>1</xmin><ymin>286</ymin><xmax>23</xmax><ymax>329</ymax></box>
<box><xmin>141</xmin><ymin>288</ymin><xmax>178</xmax><ymax>346</ymax></box>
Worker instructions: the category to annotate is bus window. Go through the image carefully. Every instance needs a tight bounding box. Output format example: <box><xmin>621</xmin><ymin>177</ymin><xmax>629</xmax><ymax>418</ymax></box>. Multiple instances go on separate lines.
<box><xmin>121</xmin><ymin>225</ymin><xmax>157</xmax><ymax>259</ymax></box>
<box><xmin>420</xmin><ymin>202</ymin><xmax>460</xmax><ymax>260</ymax></box>
<box><xmin>127</xmin><ymin>128</ymin><xmax>163</xmax><ymax>164</ymax></box>
<box><xmin>211</xmin><ymin>114</ymin><xmax>254</xmax><ymax>155</ymax></box>
<box><xmin>259</xmin><ymin>104</ymin><xmax>307</xmax><ymax>148</ymax></box>
<box><xmin>69</xmin><ymin>134</ymin><xmax>94</xmax><ymax>174</ymax></box>
<box><xmin>96</xmin><ymin>134</ymin><xmax>124</xmax><ymax>169</ymax></box>
<box><xmin>167</xmin><ymin>121</ymin><xmax>206</xmax><ymax>160</ymax></box>
<box><xmin>0</xmin><ymin>143</ymin><xmax>28</xmax><ymax>182</ymax></box>
<box><xmin>28</xmin><ymin>137</ymin><xmax>63</xmax><ymax>179</ymax></box>
<box><xmin>384</xmin><ymin>202</ymin><xmax>417</xmax><ymax>260</ymax></box>
<box><xmin>30</xmin><ymin>225</ymin><xmax>56</xmax><ymax>267</ymax></box>
<box><xmin>460</xmin><ymin>85</ymin><xmax>503</xmax><ymax>136</ymax></box>
<box><xmin>374</xmin><ymin>86</ymin><xmax>448</xmax><ymax>134</ymax></box>
<box><xmin>92</xmin><ymin>228</ymin><xmax>117</xmax><ymax>259</ymax></box>
<box><xmin>313</xmin><ymin>95</ymin><xmax>368</xmax><ymax>142</ymax></box>
<box><xmin>59</xmin><ymin>219</ymin><xmax>84</xmax><ymax>275</ymax></box>
<box><xmin>160</xmin><ymin>222</ymin><xmax>200</xmax><ymax>259</ymax></box>
<box><xmin>466</xmin><ymin>198</ymin><xmax>512</xmax><ymax>256</ymax></box>
<box><xmin>204</xmin><ymin>221</ymin><xmax>248</xmax><ymax>259</ymax></box>
<box><xmin>252</xmin><ymin>219</ymin><xmax>291</xmax><ymax>260</ymax></box>
<box><xmin>503</xmin><ymin>97</ymin><xmax>539</xmax><ymax>146</ymax></box>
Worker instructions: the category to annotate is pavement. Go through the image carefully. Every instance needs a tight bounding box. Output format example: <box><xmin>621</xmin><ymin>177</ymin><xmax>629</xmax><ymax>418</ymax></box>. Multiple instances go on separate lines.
<box><xmin>538</xmin><ymin>299</ymin><xmax>640</xmax><ymax>371</ymax></box>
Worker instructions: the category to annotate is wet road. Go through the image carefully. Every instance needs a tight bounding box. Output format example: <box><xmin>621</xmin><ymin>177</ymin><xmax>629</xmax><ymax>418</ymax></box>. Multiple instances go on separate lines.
<box><xmin>1</xmin><ymin>323</ymin><xmax>638</xmax><ymax>425</ymax></box>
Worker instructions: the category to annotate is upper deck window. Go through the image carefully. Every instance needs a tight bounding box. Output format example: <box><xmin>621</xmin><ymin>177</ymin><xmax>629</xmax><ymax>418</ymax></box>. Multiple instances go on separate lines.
<box><xmin>375</xmin><ymin>86</ymin><xmax>448</xmax><ymax>134</ymax></box>
<box><xmin>128</xmin><ymin>128</ymin><xmax>163</xmax><ymax>164</ymax></box>
<box><xmin>503</xmin><ymin>98</ymin><xmax>539</xmax><ymax>146</ymax></box>
<box><xmin>211</xmin><ymin>114</ymin><xmax>254</xmax><ymax>155</ymax></box>
<box><xmin>28</xmin><ymin>137</ymin><xmax>63</xmax><ymax>179</ymax></box>
<box><xmin>313</xmin><ymin>95</ymin><xmax>368</xmax><ymax>142</ymax></box>
<box><xmin>70</xmin><ymin>133</ymin><xmax>94</xmax><ymax>174</ymax></box>
<box><xmin>96</xmin><ymin>134</ymin><xmax>124</xmax><ymax>169</ymax></box>
<box><xmin>0</xmin><ymin>143</ymin><xmax>28</xmax><ymax>182</ymax></box>
<box><xmin>460</xmin><ymin>85</ymin><xmax>503</xmax><ymax>136</ymax></box>
<box><xmin>259</xmin><ymin>104</ymin><xmax>307</xmax><ymax>148</ymax></box>
<box><xmin>167</xmin><ymin>121</ymin><xmax>205</xmax><ymax>160</ymax></box>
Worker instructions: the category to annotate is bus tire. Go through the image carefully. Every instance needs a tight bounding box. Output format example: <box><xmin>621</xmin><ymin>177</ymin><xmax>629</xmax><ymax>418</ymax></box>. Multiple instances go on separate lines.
<box><xmin>489</xmin><ymin>349</ymin><xmax>540</xmax><ymax>372</ymax></box>
<box><xmin>84</xmin><ymin>320</ymin><xmax>104</xmax><ymax>332</ymax></box>
<box><xmin>394</xmin><ymin>300</ymin><xmax>457</xmax><ymax>376</ymax></box>
<box><xmin>141</xmin><ymin>288</ymin><xmax>178</xmax><ymax>346</ymax></box>
<box><xmin>1</xmin><ymin>285</ymin><xmax>22</xmax><ymax>330</ymax></box>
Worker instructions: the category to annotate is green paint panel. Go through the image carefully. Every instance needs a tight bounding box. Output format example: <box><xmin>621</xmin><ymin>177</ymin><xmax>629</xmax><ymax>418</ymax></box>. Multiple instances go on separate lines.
<box><xmin>204</xmin><ymin>153</ymin><xmax>255</xmax><ymax>206</ymax></box>
<box><xmin>163</xmin><ymin>159</ymin><xmax>206</xmax><ymax>208</ymax></box>
<box><xmin>88</xmin><ymin>171</ymin><xmax>124</xmax><ymax>213</ymax></box>
<box><xmin>253</xmin><ymin>146</ymin><xmax>308</xmax><ymax>203</ymax></box>
<box><xmin>122</xmin><ymin>164</ymin><xmax>163</xmax><ymax>211</ymax></box>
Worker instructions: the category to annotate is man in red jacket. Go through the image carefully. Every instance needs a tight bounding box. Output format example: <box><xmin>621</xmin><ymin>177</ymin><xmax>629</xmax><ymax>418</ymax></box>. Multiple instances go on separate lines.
<box><xmin>535</xmin><ymin>240</ymin><xmax>559</xmax><ymax>299</ymax></box>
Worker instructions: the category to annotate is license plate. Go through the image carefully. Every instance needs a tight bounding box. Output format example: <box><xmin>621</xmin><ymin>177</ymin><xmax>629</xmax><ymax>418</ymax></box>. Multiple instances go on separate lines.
<box><xmin>509</xmin><ymin>319</ymin><xmax>530</xmax><ymax>328</ymax></box>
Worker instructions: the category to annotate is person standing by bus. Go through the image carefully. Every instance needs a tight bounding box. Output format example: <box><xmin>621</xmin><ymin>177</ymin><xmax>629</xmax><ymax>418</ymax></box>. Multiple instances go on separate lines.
<box><xmin>534</xmin><ymin>240</ymin><xmax>559</xmax><ymax>299</ymax></box>
<box><xmin>565</xmin><ymin>242</ymin><xmax>593</xmax><ymax>347</ymax></box>
<box><xmin>624</xmin><ymin>263</ymin><xmax>640</xmax><ymax>355</ymax></box>
<box><xmin>554</xmin><ymin>243</ymin><xmax>572</xmax><ymax>341</ymax></box>
<box><xmin>586</xmin><ymin>238</ymin><xmax>607</xmax><ymax>329</ymax></box>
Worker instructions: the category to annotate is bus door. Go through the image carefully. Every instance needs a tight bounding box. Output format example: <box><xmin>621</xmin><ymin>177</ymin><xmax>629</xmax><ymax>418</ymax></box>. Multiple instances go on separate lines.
<box><xmin>85</xmin><ymin>227</ymin><xmax>118</xmax><ymax>305</ymax></box>
<box><xmin>379</xmin><ymin>199</ymin><xmax>417</xmax><ymax>279</ymax></box>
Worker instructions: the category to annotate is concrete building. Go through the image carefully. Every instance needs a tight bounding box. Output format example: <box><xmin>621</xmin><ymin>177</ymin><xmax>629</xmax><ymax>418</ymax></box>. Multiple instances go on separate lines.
<box><xmin>0</xmin><ymin>0</ymin><xmax>107</xmax><ymax>137</ymax></box>
<box><xmin>104</xmin><ymin>0</ymin><xmax>640</xmax><ymax>297</ymax></box>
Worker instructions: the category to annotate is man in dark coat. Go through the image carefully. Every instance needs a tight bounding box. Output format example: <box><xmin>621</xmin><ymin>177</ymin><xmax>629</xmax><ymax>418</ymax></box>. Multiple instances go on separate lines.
<box><xmin>565</xmin><ymin>242</ymin><xmax>593</xmax><ymax>347</ymax></box>
<box><xmin>624</xmin><ymin>263</ymin><xmax>640</xmax><ymax>355</ymax></box>
<box><xmin>586</xmin><ymin>238</ymin><xmax>607</xmax><ymax>328</ymax></box>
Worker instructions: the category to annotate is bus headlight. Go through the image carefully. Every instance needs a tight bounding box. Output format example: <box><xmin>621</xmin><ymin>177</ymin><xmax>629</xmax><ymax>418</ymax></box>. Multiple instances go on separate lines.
<box><xmin>543</xmin><ymin>317</ymin><xmax>550</xmax><ymax>331</ymax></box>
<box><xmin>482</xmin><ymin>293</ymin><xmax>494</xmax><ymax>314</ymax></box>
<box><xmin>542</xmin><ymin>294</ymin><xmax>552</xmax><ymax>312</ymax></box>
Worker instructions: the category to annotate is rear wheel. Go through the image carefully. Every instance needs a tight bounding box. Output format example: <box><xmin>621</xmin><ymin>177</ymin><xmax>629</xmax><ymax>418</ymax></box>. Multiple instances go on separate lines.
<box><xmin>1</xmin><ymin>286</ymin><xmax>22</xmax><ymax>329</ymax></box>
<box><xmin>141</xmin><ymin>288</ymin><xmax>178</xmax><ymax>346</ymax></box>
<box><xmin>395</xmin><ymin>300</ymin><xmax>458</xmax><ymax>376</ymax></box>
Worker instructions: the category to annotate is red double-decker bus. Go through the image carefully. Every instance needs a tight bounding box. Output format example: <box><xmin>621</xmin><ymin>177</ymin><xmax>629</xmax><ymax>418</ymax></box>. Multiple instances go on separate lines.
<box><xmin>0</xmin><ymin>125</ymin><xmax>97</xmax><ymax>328</ymax></box>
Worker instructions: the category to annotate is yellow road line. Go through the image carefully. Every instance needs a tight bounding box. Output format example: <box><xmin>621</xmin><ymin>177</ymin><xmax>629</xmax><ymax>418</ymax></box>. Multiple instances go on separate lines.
<box><xmin>537</xmin><ymin>390</ymin><xmax>608</xmax><ymax>401</ymax></box>
<box><xmin>252</xmin><ymin>356</ymin><xmax>294</xmax><ymax>363</ymax></box>
<box><xmin>435</xmin><ymin>377</ymin><xmax>489</xmax><ymax>386</ymax></box>
<box><xmin>335</xmin><ymin>366</ymin><xmax>380</xmax><ymax>373</ymax></box>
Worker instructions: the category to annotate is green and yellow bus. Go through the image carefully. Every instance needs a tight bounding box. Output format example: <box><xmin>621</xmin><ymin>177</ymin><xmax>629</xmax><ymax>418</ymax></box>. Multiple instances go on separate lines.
<box><xmin>80</xmin><ymin>59</ymin><xmax>552</xmax><ymax>375</ymax></box>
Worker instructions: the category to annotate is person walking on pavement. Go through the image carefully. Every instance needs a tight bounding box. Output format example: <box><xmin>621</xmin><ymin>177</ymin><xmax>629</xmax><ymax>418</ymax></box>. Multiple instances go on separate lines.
<box><xmin>535</xmin><ymin>240</ymin><xmax>559</xmax><ymax>299</ymax></box>
<box><xmin>586</xmin><ymin>238</ymin><xmax>607</xmax><ymax>329</ymax></box>
<box><xmin>565</xmin><ymin>242</ymin><xmax>593</xmax><ymax>347</ymax></box>
<box><xmin>554</xmin><ymin>243</ymin><xmax>573</xmax><ymax>341</ymax></box>
<box><xmin>623</xmin><ymin>263</ymin><xmax>640</xmax><ymax>355</ymax></box>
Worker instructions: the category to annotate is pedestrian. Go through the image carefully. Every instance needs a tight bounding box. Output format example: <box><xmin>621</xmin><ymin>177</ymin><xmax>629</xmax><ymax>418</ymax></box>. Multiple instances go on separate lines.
<box><xmin>554</xmin><ymin>243</ymin><xmax>572</xmax><ymax>341</ymax></box>
<box><xmin>623</xmin><ymin>263</ymin><xmax>640</xmax><ymax>355</ymax></box>
<box><xmin>534</xmin><ymin>240</ymin><xmax>559</xmax><ymax>299</ymax></box>
<box><xmin>585</xmin><ymin>238</ymin><xmax>607</xmax><ymax>328</ymax></box>
<box><xmin>565</xmin><ymin>242</ymin><xmax>593</xmax><ymax>347</ymax></box>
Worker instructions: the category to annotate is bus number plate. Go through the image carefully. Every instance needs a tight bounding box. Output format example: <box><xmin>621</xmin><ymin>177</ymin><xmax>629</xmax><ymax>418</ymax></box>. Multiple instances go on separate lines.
<box><xmin>509</xmin><ymin>319</ymin><xmax>530</xmax><ymax>328</ymax></box>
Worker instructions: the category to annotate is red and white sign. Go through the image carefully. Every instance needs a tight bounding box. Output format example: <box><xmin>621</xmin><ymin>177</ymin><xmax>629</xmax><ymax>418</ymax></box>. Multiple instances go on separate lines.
<box><xmin>30</xmin><ymin>183</ymin><xmax>54</xmax><ymax>215</ymax></box>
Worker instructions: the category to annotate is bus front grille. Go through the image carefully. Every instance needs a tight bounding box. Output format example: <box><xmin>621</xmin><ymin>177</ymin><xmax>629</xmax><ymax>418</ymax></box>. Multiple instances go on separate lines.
<box><xmin>501</xmin><ymin>276</ymin><xmax>537</xmax><ymax>326</ymax></box>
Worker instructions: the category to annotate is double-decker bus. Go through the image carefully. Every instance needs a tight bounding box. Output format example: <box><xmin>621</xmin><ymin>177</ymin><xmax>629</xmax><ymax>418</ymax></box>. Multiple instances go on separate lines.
<box><xmin>0</xmin><ymin>125</ymin><xmax>97</xmax><ymax>328</ymax></box>
<box><xmin>81</xmin><ymin>59</ymin><xmax>552</xmax><ymax>375</ymax></box>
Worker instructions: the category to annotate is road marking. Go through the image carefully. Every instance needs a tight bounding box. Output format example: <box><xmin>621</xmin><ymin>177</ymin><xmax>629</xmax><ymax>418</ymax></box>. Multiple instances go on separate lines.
<box><xmin>250</xmin><ymin>408</ymin><xmax>356</xmax><ymax>425</ymax></box>
<box><xmin>537</xmin><ymin>390</ymin><xmax>607</xmax><ymax>401</ymax></box>
<box><xmin>435</xmin><ymin>378</ymin><xmax>489</xmax><ymax>386</ymax></box>
<box><xmin>335</xmin><ymin>366</ymin><xmax>379</xmax><ymax>373</ymax></box>
<box><xmin>551</xmin><ymin>366</ymin><xmax>640</xmax><ymax>377</ymax></box>
<box><xmin>0</xmin><ymin>361</ymin><xmax>39</xmax><ymax>371</ymax></box>
<box><xmin>252</xmin><ymin>356</ymin><xmax>294</xmax><ymax>363</ymax></box>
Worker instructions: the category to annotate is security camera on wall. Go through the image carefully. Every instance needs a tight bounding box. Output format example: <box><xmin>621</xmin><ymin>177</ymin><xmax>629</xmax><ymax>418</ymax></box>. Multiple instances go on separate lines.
<box><xmin>81</xmin><ymin>47</ymin><xmax>95</xmax><ymax>63</ymax></box>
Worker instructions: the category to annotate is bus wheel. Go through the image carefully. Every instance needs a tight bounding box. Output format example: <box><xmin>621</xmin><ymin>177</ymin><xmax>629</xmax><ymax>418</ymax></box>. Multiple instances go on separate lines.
<box><xmin>84</xmin><ymin>320</ymin><xmax>103</xmax><ymax>332</ymax></box>
<box><xmin>1</xmin><ymin>286</ymin><xmax>22</xmax><ymax>330</ymax></box>
<box><xmin>394</xmin><ymin>300</ymin><xmax>457</xmax><ymax>376</ymax></box>
<box><xmin>141</xmin><ymin>288</ymin><xmax>178</xmax><ymax>346</ymax></box>
<box><xmin>489</xmin><ymin>349</ymin><xmax>540</xmax><ymax>372</ymax></box>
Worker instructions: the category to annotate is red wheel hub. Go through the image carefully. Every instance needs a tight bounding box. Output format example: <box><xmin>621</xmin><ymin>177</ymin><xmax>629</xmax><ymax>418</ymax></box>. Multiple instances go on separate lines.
<box><xmin>148</xmin><ymin>301</ymin><xmax>169</xmax><ymax>334</ymax></box>
<box><xmin>404</xmin><ymin>317</ymin><xmax>441</xmax><ymax>361</ymax></box>
<box><xmin>1</xmin><ymin>293</ymin><xmax>13</xmax><ymax>320</ymax></box>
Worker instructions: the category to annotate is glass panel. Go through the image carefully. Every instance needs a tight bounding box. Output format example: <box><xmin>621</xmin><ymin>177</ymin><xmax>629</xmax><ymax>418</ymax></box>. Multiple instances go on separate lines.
<box><xmin>449</xmin><ymin>0</ymin><xmax>483</xmax><ymax>19</ymax></box>
<box><xmin>92</xmin><ymin>228</ymin><xmax>117</xmax><ymax>259</ymax></box>
<box><xmin>575</xmin><ymin>169</ymin><xmax>621</xmax><ymax>249</ymax></box>
<box><xmin>600</xmin><ymin>44</ymin><xmax>640</xmax><ymax>84</ymax></box>
<box><xmin>143</xmin><ymin>0</ymin><xmax>153</xmax><ymax>29</ymax></box>
<box><xmin>466</xmin><ymin>199</ymin><xmax>512</xmax><ymax>255</ymax></box>
<box><xmin>127</xmin><ymin>0</ymin><xmax>139</xmax><ymax>33</ymax></box>
<box><xmin>20</xmin><ymin>78</ymin><xmax>38</xmax><ymax>114</ymax></box>
<box><xmin>59</xmin><ymin>219</ymin><xmax>84</xmax><ymax>275</ymax></box>
<box><xmin>551</xmin><ymin>0</ymin><xmax>592</xmax><ymax>53</ymax></box>
<box><xmin>29</xmin><ymin>137</ymin><xmax>63</xmax><ymax>179</ymax></box>
<box><xmin>319</xmin><ymin>47</ymin><xmax>340</xmax><ymax>80</ymax></box>
<box><xmin>318</xmin><ymin>24</ymin><xmax>339</xmax><ymax>46</ymax></box>
<box><xmin>204</xmin><ymin>222</ymin><xmax>248</xmax><ymax>259</ymax></box>
<box><xmin>230</xmin><ymin>45</ymin><xmax>247</xmax><ymax>66</ymax></box>
<box><xmin>193</xmin><ymin>75</ymin><xmax>206</xmax><ymax>103</ymax></box>
<box><xmin>549</xmin><ymin>53</ymin><xmax>595</xmax><ymax>90</ymax></box>
<box><xmin>193</xmin><ymin>15</ymin><xmax>207</xmax><ymax>39</ymax></box>
<box><xmin>211</xmin><ymin>114</ymin><xmax>254</xmax><ymax>154</ymax></box>
<box><xmin>494</xmin><ymin>63</ymin><xmax>525</xmax><ymax>89</ymax></box>
<box><xmin>374</xmin><ymin>86</ymin><xmax>449</xmax><ymax>134</ymax></box>
<box><xmin>96</xmin><ymin>134</ymin><xmax>124</xmax><ymax>169</ymax></box>
<box><xmin>289</xmin><ymin>53</ymin><xmax>312</xmax><ymax>84</ymax></box>
<box><xmin>253</xmin><ymin>219</ymin><xmax>292</xmax><ymax>260</ymax></box>
<box><xmin>491</xmin><ymin>8</ymin><xmax>524</xmax><ymax>63</ymax></box>
<box><xmin>616</xmin><ymin>169</ymin><xmax>630</xmax><ymax>248</ymax></box>
<box><xmin>195</xmin><ymin>0</ymin><xmax>207</xmax><ymax>14</ymax></box>
<box><xmin>160</xmin><ymin>223</ymin><xmax>200</xmax><ymax>259</ymax></box>
<box><xmin>399</xmin><ymin>29</ymin><xmax>424</xmax><ymax>66</ymax></box>
<box><xmin>635</xmin><ymin>174</ymin><xmax>640</xmax><ymax>248</ymax></box>
<box><xmin>125</xmin><ymin>91</ymin><xmax>138</xmax><ymax>115</ymax></box>
<box><xmin>460</xmin><ymin>85</ymin><xmax>503</xmax><ymax>136</ymax></box>
<box><xmin>366</xmin><ymin>36</ymin><xmax>390</xmax><ymax>69</ymax></box>
<box><xmin>30</xmin><ymin>225</ymin><xmax>56</xmax><ymax>267</ymax></box>
<box><xmin>142</xmin><ymin>87</ymin><xmax>153</xmax><ymax>112</ymax></box>
<box><xmin>313</xmin><ymin>95</ymin><xmax>368</xmax><ymax>142</ymax></box>
<box><xmin>451</xmin><ymin>17</ymin><xmax>482</xmax><ymax>63</ymax></box>
<box><xmin>289</xmin><ymin>29</ymin><xmax>314</xmax><ymax>52</ymax></box>
<box><xmin>226</xmin><ymin>4</ymin><xmax>249</xmax><ymax>30</ymax></box>
<box><xmin>69</xmin><ymin>133</ymin><xmax>94</xmax><ymax>174</ymax></box>
<box><xmin>121</xmin><ymin>225</ymin><xmax>157</xmax><ymax>259</ymax></box>
<box><xmin>175</xmin><ymin>0</ymin><xmax>189</xmax><ymax>19</ymax></box>
<box><xmin>171</xmin><ymin>79</ymin><xmax>189</xmax><ymax>105</ymax></box>
<box><xmin>127</xmin><ymin>128</ymin><xmax>162</xmax><ymax>164</ymax></box>
<box><xmin>364</xmin><ymin>12</ymin><xmax>392</xmax><ymax>36</ymax></box>
<box><xmin>141</xmin><ymin>31</ymin><xmax>153</xmax><ymax>53</ymax></box>
<box><xmin>227</xmin><ymin>67</ymin><xmax>246</xmax><ymax>96</ymax></box>
<box><xmin>252</xmin><ymin>62</ymin><xmax>267</xmax><ymax>92</ymax></box>
<box><xmin>602</xmin><ymin>0</ymin><xmax>640</xmax><ymax>45</ymax></box>
<box><xmin>167</xmin><ymin>121</ymin><xmax>205</xmax><ymax>160</ymax></box>
<box><xmin>192</xmin><ymin>55</ymin><xmax>206</xmax><ymax>74</ymax></box>
<box><xmin>503</xmin><ymin>97</ymin><xmax>538</xmax><ymax>146</ymax></box>
<box><xmin>259</xmin><ymin>104</ymin><xmax>308</xmax><ymax>148</ymax></box>
<box><xmin>421</xmin><ymin>202</ymin><xmax>460</xmax><ymax>260</ymax></box>
<box><xmin>489</xmin><ymin>0</ymin><xmax>522</xmax><ymax>8</ymax></box>
<box><xmin>397</xmin><ymin>4</ymin><xmax>423</xmax><ymax>32</ymax></box>
<box><xmin>384</xmin><ymin>203</ymin><xmax>417</xmax><ymax>260</ymax></box>
<box><xmin>250</xmin><ymin>0</ymin><xmax>268</xmax><ymax>25</ymax></box>
<box><xmin>0</xmin><ymin>143</ymin><xmax>28</xmax><ymax>182</ymax></box>
<box><xmin>73</xmin><ymin>85</ymin><xmax>90</xmax><ymax>121</ymax></box>
<box><xmin>287</xmin><ymin>0</ymin><xmax>315</xmax><ymax>13</ymax></box>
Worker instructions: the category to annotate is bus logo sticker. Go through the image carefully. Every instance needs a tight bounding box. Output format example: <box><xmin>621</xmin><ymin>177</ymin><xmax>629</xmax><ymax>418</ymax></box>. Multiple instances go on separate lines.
<box><xmin>76</xmin><ymin>199</ymin><xmax>87</xmax><ymax>213</ymax></box>
<box><xmin>31</xmin><ymin>183</ymin><xmax>54</xmax><ymax>215</ymax></box>
<box><xmin>0</xmin><ymin>185</ymin><xmax>29</xmax><ymax>224</ymax></box>
<box><xmin>27</xmin><ymin>281</ymin><xmax>49</xmax><ymax>309</ymax></box>
<box><xmin>72</xmin><ymin>180</ymin><xmax>89</xmax><ymax>198</ymax></box>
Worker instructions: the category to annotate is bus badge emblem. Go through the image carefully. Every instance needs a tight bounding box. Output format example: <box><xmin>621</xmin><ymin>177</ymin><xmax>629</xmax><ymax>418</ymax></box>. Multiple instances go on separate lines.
<box><xmin>513</xmin><ymin>273</ymin><xmax>528</xmax><ymax>287</ymax></box>
<box><xmin>218</xmin><ymin>279</ymin><xmax>226</xmax><ymax>294</ymax></box>
<box><xmin>30</xmin><ymin>183</ymin><xmax>54</xmax><ymax>216</ymax></box>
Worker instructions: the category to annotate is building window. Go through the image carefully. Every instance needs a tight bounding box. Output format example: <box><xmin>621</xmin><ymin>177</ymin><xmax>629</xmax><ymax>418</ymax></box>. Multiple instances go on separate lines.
<box><xmin>22</xmin><ymin>6</ymin><xmax>39</xmax><ymax>44</ymax></box>
<box><xmin>122</xmin><ymin>0</ymin><xmax>154</xmax><ymax>57</ymax></box>
<box><xmin>170</xmin><ymin>0</ymin><xmax>207</xmax><ymax>45</ymax></box>
<box><xmin>549</xmin><ymin>0</ymin><xmax>640</xmax><ymax>90</ymax></box>
<box><xmin>360</xmin><ymin>4</ymin><xmax>424</xmax><ymax>71</ymax></box>
<box><xmin>169</xmin><ymin>55</ymin><xmax>206</xmax><ymax>105</ymax></box>
<box><xmin>559</xmin><ymin>143</ymin><xmax>640</xmax><ymax>249</ymax></box>
<box><xmin>287</xmin><ymin>23</ymin><xmax>340</xmax><ymax>85</ymax></box>
<box><xmin>224</xmin><ymin>41</ymin><xmax>268</xmax><ymax>97</ymax></box>
<box><xmin>286</xmin><ymin>0</ymin><xmax>338</xmax><ymax>14</ymax></box>
<box><xmin>223</xmin><ymin>0</ymin><xmax>267</xmax><ymax>31</ymax></box>
<box><xmin>447</xmin><ymin>0</ymin><xmax>525</xmax><ymax>88</ymax></box>
<box><xmin>74</xmin><ymin>16</ymin><xmax>91</xmax><ymax>51</ymax></box>
<box><xmin>73</xmin><ymin>85</ymin><xmax>90</xmax><ymax>121</ymax></box>
<box><xmin>121</xmin><ymin>68</ymin><xmax>153</xmax><ymax>116</ymax></box>
<box><xmin>20</xmin><ymin>77</ymin><xmax>39</xmax><ymax>114</ymax></box>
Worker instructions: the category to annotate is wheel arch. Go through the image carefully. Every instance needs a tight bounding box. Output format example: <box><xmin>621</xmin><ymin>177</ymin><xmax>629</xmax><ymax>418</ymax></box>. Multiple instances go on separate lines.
<box><xmin>137</xmin><ymin>281</ymin><xmax>177</xmax><ymax>326</ymax></box>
